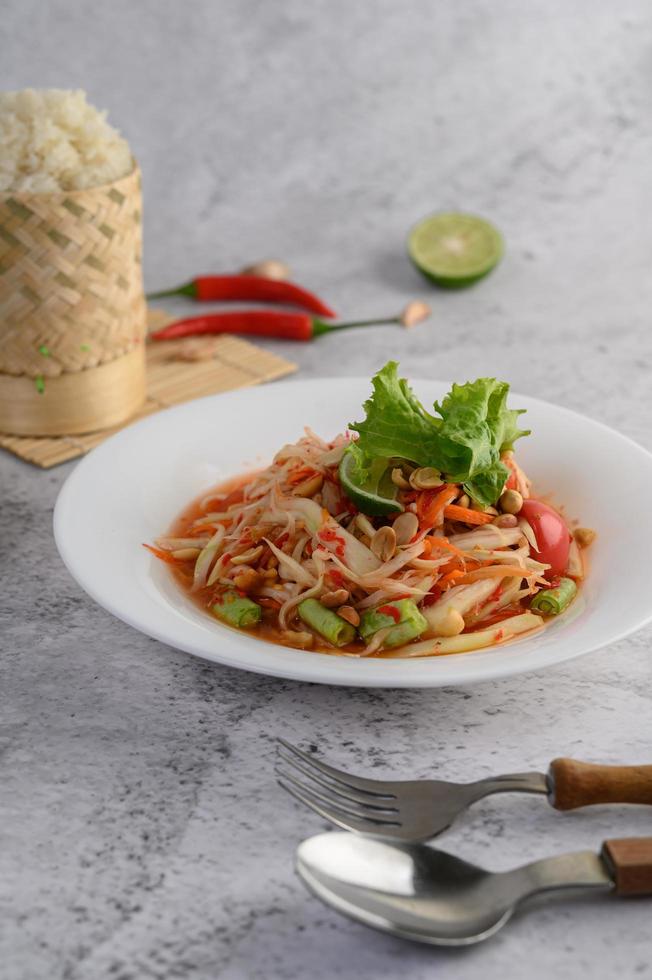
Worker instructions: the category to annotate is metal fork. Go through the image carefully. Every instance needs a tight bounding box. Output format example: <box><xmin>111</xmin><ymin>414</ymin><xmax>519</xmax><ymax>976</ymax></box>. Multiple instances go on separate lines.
<box><xmin>276</xmin><ymin>739</ymin><xmax>652</xmax><ymax>843</ymax></box>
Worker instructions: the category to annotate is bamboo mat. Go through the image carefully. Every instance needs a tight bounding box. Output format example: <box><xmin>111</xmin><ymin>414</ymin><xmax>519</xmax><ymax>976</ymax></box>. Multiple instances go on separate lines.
<box><xmin>0</xmin><ymin>310</ymin><xmax>297</xmax><ymax>468</ymax></box>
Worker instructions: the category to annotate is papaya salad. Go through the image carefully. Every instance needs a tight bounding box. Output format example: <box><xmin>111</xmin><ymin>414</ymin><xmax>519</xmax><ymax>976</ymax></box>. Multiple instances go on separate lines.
<box><xmin>147</xmin><ymin>363</ymin><xmax>595</xmax><ymax>658</ymax></box>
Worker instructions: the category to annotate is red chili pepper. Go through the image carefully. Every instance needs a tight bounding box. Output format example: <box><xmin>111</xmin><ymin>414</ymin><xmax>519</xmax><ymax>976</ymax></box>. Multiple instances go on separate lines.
<box><xmin>378</xmin><ymin>604</ymin><xmax>401</xmax><ymax>623</ymax></box>
<box><xmin>318</xmin><ymin>526</ymin><xmax>346</xmax><ymax>559</ymax></box>
<box><xmin>150</xmin><ymin>310</ymin><xmax>409</xmax><ymax>343</ymax></box>
<box><xmin>487</xmin><ymin>583</ymin><xmax>504</xmax><ymax>603</ymax></box>
<box><xmin>328</xmin><ymin>570</ymin><xmax>346</xmax><ymax>589</ymax></box>
<box><xmin>422</xmin><ymin>591</ymin><xmax>441</xmax><ymax>607</ymax></box>
<box><xmin>147</xmin><ymin>275</ymin><xmax>336</xmax><ymax>318</ymax></box>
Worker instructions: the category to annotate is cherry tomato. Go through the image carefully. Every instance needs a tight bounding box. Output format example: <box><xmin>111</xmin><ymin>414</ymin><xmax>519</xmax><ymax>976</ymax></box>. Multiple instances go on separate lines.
<box><xmin>520</xmin><ymin>499</ymin><xmax>572</xmax><ymax>579</ymax></box>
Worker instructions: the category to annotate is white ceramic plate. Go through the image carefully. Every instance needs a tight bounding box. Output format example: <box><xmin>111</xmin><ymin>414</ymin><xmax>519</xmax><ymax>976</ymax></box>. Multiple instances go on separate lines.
<box><xmin>54</xmin><ymin>377</ymin><xmax>652</xmax><ymax>688</ymax></box>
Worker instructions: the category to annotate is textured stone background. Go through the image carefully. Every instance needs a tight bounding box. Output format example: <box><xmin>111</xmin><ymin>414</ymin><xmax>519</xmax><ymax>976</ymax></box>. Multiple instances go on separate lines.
<box><xmin>2</xmin><ymin>2</ymin><xmax>652</xmax><ymax>978</ymax></box>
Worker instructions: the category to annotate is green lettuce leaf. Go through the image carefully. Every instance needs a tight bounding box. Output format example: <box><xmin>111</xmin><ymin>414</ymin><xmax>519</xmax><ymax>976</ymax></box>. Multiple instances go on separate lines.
<box><xmin>349</xmin><ymin>362</ymin><xmax>529</xmax><ymax>506</ymax></box>
<box><xmin>463</xmin><ymin>465</ymin><xmax>511</xmax><ymax>508</ymax></box>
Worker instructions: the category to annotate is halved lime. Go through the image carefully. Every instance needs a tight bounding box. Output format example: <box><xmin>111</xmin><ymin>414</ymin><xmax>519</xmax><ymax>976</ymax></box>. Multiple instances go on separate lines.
<box><xmin>339</xmin><ymin>450</ymin><xmax>404</xmax><ymax>516</ymax></box>
<box><xmin>408</xmin><ymin>212</ymin><xmax>503</xmax><ymax>288</ymax></box>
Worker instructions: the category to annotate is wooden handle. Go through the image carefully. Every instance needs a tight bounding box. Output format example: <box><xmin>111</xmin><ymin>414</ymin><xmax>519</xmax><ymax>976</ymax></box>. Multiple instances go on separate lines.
<box><xmin>548</xmin><ymin>758</ymin><xmax>652</xmax><ymax>810</ymax></box>
<box><xmin>602</xmin><ymin>838</ymin><xmax>652</xmax><ymax>896</ymax></box>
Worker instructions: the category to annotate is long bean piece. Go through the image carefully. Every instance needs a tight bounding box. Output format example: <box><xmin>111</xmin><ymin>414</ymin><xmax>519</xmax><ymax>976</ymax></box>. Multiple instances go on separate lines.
<box><xmin>298</xmin><ymin>598</ymin><xmax>356</xmax><ymax>647</ymax></box>
<box><xmin>212</xmin><ymin>591</ymin><xmax>262</xmax><ymax>628</ymax></box>
<box><xmin>530</xmin><ymin>577</ymin><xmax>577</xmax><ymax>615</ymax></box>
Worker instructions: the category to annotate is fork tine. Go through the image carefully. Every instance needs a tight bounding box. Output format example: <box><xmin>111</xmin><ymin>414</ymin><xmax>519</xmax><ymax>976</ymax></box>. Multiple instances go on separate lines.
<box><xmin>277</xmin><ymin>777</ymin><xmax>400</xmax><ymax>835</ymax></box>
<box><xmin>276</xmin><ymin>738</ymin><xmax>396</xmax><ymax>799</ymax></box>
<box><xmin>276</xmin><ymin>767</ymin><xmax>399</xmax><ymax>821</ymax></box>
<box><xmin>277</xmin><ymin>751</ymin><xmax>399</xmax><ymax>812</ymax></box>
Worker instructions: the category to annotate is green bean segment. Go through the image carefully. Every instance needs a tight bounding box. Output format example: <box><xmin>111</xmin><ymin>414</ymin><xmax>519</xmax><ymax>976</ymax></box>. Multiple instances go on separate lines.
<box><xmin>359</xmin><ymin>598</ymin><xmax>428</xmax><ymax>648</ymax></box>
<box><xmin>530</xmin><ymin>577</ymin><xmax>577</xmax><ymax>616</ymax></box>
<box><xmin>298</xmin><ymin>598</ymin><xmax>356</xmax><ymax>647</ymax></box>
<box><xmin>212</xmin><ymin>591</ymin><xmax>262</xmax><ymax>628</ymax></box>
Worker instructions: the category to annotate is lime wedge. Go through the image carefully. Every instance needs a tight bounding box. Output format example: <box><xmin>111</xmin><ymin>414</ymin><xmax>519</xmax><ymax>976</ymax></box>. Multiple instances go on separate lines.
<box><xmin>339</xmin><ymin>450</ymin><xmax>404</xmax><ymax>516</ymax></box>
<box><xmin>408</xmin><ymin>212</ymin><xmax>503</xmax><ymax>288</ymax></box>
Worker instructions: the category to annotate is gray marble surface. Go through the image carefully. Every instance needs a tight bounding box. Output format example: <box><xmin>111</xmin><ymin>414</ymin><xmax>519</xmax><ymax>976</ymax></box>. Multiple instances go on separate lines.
<box><xmin>2</xmin><ymin>1</ymin><xmax>652</xmax><ymax>977</ymax></box>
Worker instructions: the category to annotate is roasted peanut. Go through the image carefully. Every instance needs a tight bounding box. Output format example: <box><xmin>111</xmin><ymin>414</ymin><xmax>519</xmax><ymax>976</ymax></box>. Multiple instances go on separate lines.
<box><xmin>409</xmin><ymin>467</ymin><xmax>443</xmax><ymax>490</ymax></box>
<box><xmin>240</xmin><ymin>258</ymin><xmax>290</xmax><ymax>280</ymax></box>
<box><xmin>499</xmin><ymin>489</ymin><xmax>523</xmax><ymax>515</ymax></box>
<box><xmin>231</xmin><ymin>545</ymin><xmax>264</xmax><ymax>565</ymax></box>
<box><xmin>471</xmin><ymin>500</ymin><xmax>498</xmax><ymax>515</ymax></box>
<box><xmin>391</xmin><ymin>467</ymin><xmax>411</xmax><ymax>489</ymax></box>
<box><xmin>248</xmin><ymin>527</ymin><xmax>267</xmax><ymax>544</ymax></box>
<box><xmin>320</xmin><ymin>588</ymin><xmax>350</xmax><ymax>608</ymax></box>
<box><xmin>337</xmin><ymin>605</ymin><xmax>360</xmax><ymax>627</ymax></box>
<box><xmin>393</xmin><ymin>511</ymin><xmax>419</xmax><ymax>545</ymax></box>
<box><xmin>293</xmin><ymin>473</ymin><xmax>324</xmax><ymax>497</ymax></box>
<box><xmin>456</xmin><ymin>493</ymin><xmax>471</xmax><ymax>508</ymax></box>
<box><xmin>280</xmin><ymin>630</ymin><xmax>314</xmax><ymax>648</ymax></box>
<box><xmin>493</xmin><ymin>513</ymin><xmax>518</xmax><ymax>528</ymax></box>
<box><xmin>233</xmin><ymin>568</ymin><xmax>264</xmax><ymax>591</ymax></box>
<box><xmin>371</xmin><ymin>525</ymin><xmax>397</xmax><ymax>561</ymax></box>
<box><xmin>574</xmin><ymin>527</ymin><xmax>597</xmax><ymax>548</ymax></box>
<box><xmin>400</xmin><ymin>300</ymin><xmax>431</xmax><ymax>328</ymax></box>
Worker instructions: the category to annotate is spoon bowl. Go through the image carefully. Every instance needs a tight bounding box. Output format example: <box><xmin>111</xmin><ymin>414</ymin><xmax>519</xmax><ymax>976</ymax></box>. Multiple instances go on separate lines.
<box><xmin>296</xmin><ymin>833</ymin><xmax>611</xmax><ymax>946</ymax></box>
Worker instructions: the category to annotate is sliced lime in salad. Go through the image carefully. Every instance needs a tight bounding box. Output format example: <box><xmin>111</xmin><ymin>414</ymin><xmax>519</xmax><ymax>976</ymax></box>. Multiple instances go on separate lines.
<box><xmin>408</xmin><ymin>212</ymin><xmax>503</xmax><ymax>288</ymax></box>
<box><xmin>339</xmin><ymin>449</ymin><xmax>404</xmax><ymax>516</ymax></box>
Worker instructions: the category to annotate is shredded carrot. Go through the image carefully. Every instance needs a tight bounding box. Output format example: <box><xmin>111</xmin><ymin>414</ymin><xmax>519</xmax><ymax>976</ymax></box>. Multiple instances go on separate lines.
<box><xmin>190</xmin><ymin>522</ymin><xmax>221</xmax><ymax>536</ymax></box>
<box><xmin>287</xmin><ymin>466</ymin><xmax>317</xmax><ymax>485</ymax></box>
<box><xmin>420</xmin><ymin>537</ymin><xmax>433</xmax><ymax>556</ymax></box>
<box><xmin>142</xmin><ymin>543</ymin><xmax>181</xmax><ymax>565</ymax></box>
<box><xmin>417</xmin><ymin>485</ymin><xmax>458</xmax><ymax>527</ymax></box>
<box><xmin>443</xmin><ymin>504</ymin><xmax>494</xmax><ymax>525</ymax></box>
<box><xmin>436</xmin><ymin>558</ymin><xmax>464</xmax><ymax>576</ymax></box>
<box><xmin>457</xmin><ymin>565</ymin><xmax>533</xmax><ymax>584</ymax></box>
<box><xmin>426</xmin><ymin>536</ymin><xmax>471</xmax><ymax>560</ymax></box>
<box><xmin>438</xmin><ymin>569</ymin><xmax>465</xmax><ymax>589</ymax></box>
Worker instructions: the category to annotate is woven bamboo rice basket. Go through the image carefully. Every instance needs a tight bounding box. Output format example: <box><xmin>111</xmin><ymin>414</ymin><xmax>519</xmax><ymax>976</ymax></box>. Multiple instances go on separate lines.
<box><xmin>0</xmin><ymin>164</ymin><xmax>146</xmax><ymax>435</ymax></box>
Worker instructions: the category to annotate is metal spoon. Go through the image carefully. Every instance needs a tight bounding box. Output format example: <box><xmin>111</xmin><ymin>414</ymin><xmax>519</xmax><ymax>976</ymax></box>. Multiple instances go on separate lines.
<box><xmin>296</xmin><ymin>832</ymin><xmax>652</xmax><ymax>946</ymax></box>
